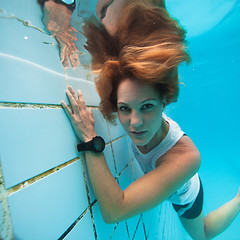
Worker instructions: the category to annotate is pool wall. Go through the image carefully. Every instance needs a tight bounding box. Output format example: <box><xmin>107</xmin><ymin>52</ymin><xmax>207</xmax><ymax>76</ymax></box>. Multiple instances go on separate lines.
<box><xmin>0</xmin><ymin>0</ymin><xmax>239</xmax><ymax>239</ymax></box>
<box><xmin>0</xmin><ymin>1</ymin><xmax>190</xmax><ymax>239</ymax></box>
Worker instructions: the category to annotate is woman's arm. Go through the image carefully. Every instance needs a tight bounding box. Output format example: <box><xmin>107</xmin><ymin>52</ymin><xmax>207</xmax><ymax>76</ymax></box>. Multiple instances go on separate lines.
<box><xmin>86</xmin><ymin>147</ymin><xmax>200</xmax><ymax>223</ymax></box>
<box><xmin>39</xmin><ymin>0</ymin><xmax>80</xmax><ymax>68</ymax></box>
<box><xmin>61</xmin><ymin>87</ymin><xmax>201</xmax><ymax>223</ymax></box>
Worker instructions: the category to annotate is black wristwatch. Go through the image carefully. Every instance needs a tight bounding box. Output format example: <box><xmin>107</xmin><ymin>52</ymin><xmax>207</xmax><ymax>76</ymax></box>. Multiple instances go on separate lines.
<box><xmin>77</xmin><ymin>136</ymin><xmax>105</xmax><ymax>153</ymax></box>
<box><xmin>38</xmin><ymin>0</ymin><xmax>75</xmax><ymax>11</ymax></box>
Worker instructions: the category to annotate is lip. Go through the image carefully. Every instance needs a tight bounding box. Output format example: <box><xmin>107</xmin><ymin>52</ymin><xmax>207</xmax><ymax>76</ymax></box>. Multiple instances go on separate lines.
<box><xmin>130</xmin><ymin>131</ymin><xmax>147</xmax><ymax>138</ymax></box>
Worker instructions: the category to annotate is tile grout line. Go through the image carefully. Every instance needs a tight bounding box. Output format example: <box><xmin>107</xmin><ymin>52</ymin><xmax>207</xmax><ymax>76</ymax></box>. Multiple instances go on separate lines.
<box><xmin>6</xmin><ymin>157</ymin><xmax>81</xmax><ymax>196</ymax></box>
<box><xmin>125</xmin><ymin>221</ymin><xmax>131</xmax><ymax>240</ymax></box>
<box><xmin>5</xmin><ymin>139</ymin><xmax>116</xmax><ymax>197</ymax></box>
<box><xmin>57</xmin><ymin>199</ymin><xmax>97</xmax><ymax>240</ymax></box>
<box><xmin>0</xmin><ymin>102</ymin><xmax>62</xmax><ymax>109</ymax></box>
<box><xmin>106</xmin><ymin>122</ymin><xmax>119</xmax><ymax>183</ymax></box>
<box><xmin>145</xmin><ymin>211</ymin><xmax>154</xmax><ymax>239</ymax></box>
<box><xmin>115</xmin><ymin>157</ymin><xmax>135</xmax><ymax>180</ymax></box>
<box><xmin>140</xmin><ymin>215</ymin><xmax>148</xmax><ymax>240</ymax></box>
<box><xmin>126</xmin><ymin>137</ymin><xmax>138</xmax><ymax>181</ymax></box>
<box><xmin>132</xmin><ymin>215</ymin><xmax>142</xmax><ymax>240</ymax></box>
<box><xmin>108</xmin><ymin>222</ymin><xmax>119</xmax><ymax>240</ymax></box>
<box><xmin>0</xmin><ymin>159</ymin><xmax>14</xmax><ymax>240</ymax></box>
<box><xmin>0</xmin><ymin>102</ymin><xmax>99</xmax><ymax>109</ymax></box>
<box><xmin>80</xmin><ymin>157</ymin><xmax>98</xmax><ymax>240</ymax></box>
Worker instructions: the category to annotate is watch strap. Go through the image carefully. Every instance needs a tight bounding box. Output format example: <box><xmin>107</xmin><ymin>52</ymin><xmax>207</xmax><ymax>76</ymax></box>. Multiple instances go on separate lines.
<box><xmin>77</xmin><ymin>136</ymin><xmax>105</xmax><ymax>153</ymax></box>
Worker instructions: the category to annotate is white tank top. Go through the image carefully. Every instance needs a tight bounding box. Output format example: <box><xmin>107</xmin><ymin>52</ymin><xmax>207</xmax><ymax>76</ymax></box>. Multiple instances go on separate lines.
<box><xmin>131</xmin><ymin>113</ymin><xmax>200</xmax><ymax>205</ymax></box>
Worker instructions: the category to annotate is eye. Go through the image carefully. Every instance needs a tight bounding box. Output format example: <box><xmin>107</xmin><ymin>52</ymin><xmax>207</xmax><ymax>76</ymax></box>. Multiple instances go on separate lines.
<box><xmin>118</xmin><ymin>105</ymin><xmax>131</xmax><ymax>112</ymax></box>
<box><xmin>100</xmin><ymin>0</ymin><xmax>114</xmax><ymax>20</ymax></box>
<box><xmin>141</xmin><ymin>104</ymin><xmax>154</xmax><ymax>111</ymax></box>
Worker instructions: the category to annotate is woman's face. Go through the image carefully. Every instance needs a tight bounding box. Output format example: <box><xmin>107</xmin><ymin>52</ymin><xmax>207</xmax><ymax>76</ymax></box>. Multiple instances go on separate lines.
<box><xmin>117</xmin><ymin>78</ymin><xmax>166</xmax><ymax>152</ymax></box>
<box><xmin>96</xmin><ymin>0</ymin><xmax>126</xmax><ymax>35</ymax></box>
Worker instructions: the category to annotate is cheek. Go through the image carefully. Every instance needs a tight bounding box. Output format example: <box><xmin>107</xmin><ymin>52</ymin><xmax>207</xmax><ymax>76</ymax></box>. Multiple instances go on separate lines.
<box><xmin>144</xmin><ymin>111</ymin><xmax>162</xmax><ymax>128</ymax></box>
<box><xmin>118</xmin><ymin>112</ymin><xmax>129</xmax><ymax>128</ymax></box>
<box><xmin>102</xmin><ymin>17</ymin><xmax>118</xmax><ymax>35</ymax></box>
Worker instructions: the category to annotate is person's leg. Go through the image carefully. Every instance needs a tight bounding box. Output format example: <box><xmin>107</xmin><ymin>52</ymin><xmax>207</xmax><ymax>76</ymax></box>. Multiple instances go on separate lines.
<box><xmin>179</xmin><ymin>189</ymin><xmax>240</xmax><ymax>240</ymax></box>
<box><xmin>203</xmin><ymin>189</ymin><xmax>240</xmax><ymax>239</ymax></box>
<box><xmin>179</xmin><ymin>211</ymin><xmax>207</xmax><ymax>240</ymax></box>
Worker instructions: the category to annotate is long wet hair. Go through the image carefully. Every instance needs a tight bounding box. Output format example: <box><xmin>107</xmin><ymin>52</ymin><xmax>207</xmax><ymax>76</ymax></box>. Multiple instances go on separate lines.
<box><xmin>83</xmin><ymin>0</ymin><xmax>190</xmax><ymax>122</ymax></box>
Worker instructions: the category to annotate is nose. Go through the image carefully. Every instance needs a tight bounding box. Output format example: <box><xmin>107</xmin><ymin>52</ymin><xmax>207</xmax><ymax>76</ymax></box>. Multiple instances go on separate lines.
<box><xmin>130</xmin><ymin>110</ymin><xmax>143</xmax><ymax>128</ymax></box>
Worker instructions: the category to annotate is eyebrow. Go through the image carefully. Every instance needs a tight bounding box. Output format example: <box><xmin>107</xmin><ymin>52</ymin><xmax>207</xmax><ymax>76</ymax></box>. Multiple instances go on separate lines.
<box><xmin>117</xmin><ymin>98</ymin><xmax>159</xmax><ymax>105</ymax></box>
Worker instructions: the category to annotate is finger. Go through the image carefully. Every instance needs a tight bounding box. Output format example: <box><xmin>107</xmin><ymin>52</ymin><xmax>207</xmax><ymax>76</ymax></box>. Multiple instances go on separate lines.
<box><xmin>78</xmin><ymin>90</ymin><xmax>86</xmax><ymax>108</ymax></box>
<box><xmin>67</xmin><ymin>28</ymin><xmax>77</xmax><ymax>38</ymax></box>
<box><xmin>68</xmin><ymin>86</ymin><xmax>78</xmax><ymax>102</ymax></box>
<box><xmin>60</xmin><ymin>44</ymin><xmax>67</xmax><ymax>63</ymax></box>
<box><xmin>65</xmin><ymin>89</ymin><xmax>79</xmax><ymax>113</ymax></box>
<box><xmin>60</xmin><ymin>45</ymin><xmax>70</xmax><ymax>68</ymax></box>
<box><xmin>71</xmin><ymin>26</ymin><xmax>78</xmax><ymax>33</ymax></box>
<box><xmin>56</xmin><ymin>32</ymin><xmax>70</xmax><ymax>45</ymax></box>
<box><xmin>70</xmin><ymin>34</ymin><xmax>78</xmax><ymax>41</ymax></box>
<box><xmin>62</xmin><ymin>57</ymin><xmax>70</xmax><ymax>69</ymax></box>
<box><xmin>61</xmin><ymin>101</ymin><xmax>72</xmax><ymax>119</ymax></box>
<box><xmin>74</xmin><ymin>52</ymin><xmax>81</xmax><ymax>66</ymax></box>
<box><xmin>69</xmin><ymin>52</ymin><xmax>77</xmax><ymax>69</ymax></box>
<box><xmin>69</xmin><ymin>44</ymin><xmax>78</xmax><ymax>53</ymax></box>
<box><xmin>88</xmin><ymin>108</ymin><xmax>95</xmax><ymax>123</ymax></box>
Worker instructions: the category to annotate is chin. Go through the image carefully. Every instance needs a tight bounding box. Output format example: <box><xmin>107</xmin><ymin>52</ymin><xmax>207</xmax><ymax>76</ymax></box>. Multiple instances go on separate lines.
<box><xmin>130</xmin><ymin>137</ymin><xmax>150</xmax><ymax>147</ymax></box>
<box><xmin>103</xmin><ymin>22</ymin><xmax>117</xmax><ymax>36</ymax></box>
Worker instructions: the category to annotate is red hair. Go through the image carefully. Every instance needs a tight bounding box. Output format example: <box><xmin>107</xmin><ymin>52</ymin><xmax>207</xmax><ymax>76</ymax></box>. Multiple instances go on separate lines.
<box><xmin>83</xmin><ymin>1</ymin><xmax>190</xmax><ymax>122</ymax></box>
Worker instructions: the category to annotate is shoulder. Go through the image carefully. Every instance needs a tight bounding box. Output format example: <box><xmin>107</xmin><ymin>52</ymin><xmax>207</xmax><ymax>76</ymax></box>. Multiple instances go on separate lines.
<box><xmin>156</xmin><ymin>135</ymin><xmax>201</xmax><ymax>178</ymax></box>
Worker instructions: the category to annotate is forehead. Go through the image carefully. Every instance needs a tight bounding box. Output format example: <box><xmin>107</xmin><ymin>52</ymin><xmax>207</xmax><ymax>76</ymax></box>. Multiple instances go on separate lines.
<box><xmin>117</xmin><ymin>78</ymin><xmax>160</xmax><ymax>103</ymax></box>
<box><xmin>96</xmin><ymin>0</ymin><xmax>126</xmax><ymax>17</ymax></box>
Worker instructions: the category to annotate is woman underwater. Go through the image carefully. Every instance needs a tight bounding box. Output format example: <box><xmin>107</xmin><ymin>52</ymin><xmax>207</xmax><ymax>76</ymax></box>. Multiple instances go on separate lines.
<box><xmin>60</xmin><ymin>1</ymin><xmax>240</xmax><ymax>239</ymax></box>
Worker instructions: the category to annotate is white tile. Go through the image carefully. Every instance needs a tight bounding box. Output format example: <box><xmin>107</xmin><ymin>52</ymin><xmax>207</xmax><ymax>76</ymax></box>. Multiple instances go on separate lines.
<box><xmin>64</xmin><ymin>211</ymin><xmax>95</xmax><ymax>240</ymax></box>
<box><xmin>0</xmin><ymin>109</ymin><xmax>110</xmax><ymax>190</ymax></box>
<box><xmin>91</xmin><ymin>109</ymin><xmax>110</xmax><ymax>143</ymax></box>
<box><xmin>92</xmin><ymin>203</ymin><xmax>116</xmax><ymax>240</ymax></box>
<box><xmin>107</xmin><ymin>118</ymin><xmax>125</xmax><ymax>141</ymax></box>
<box><xmin>130</xmin><ymin>158</ymin><xmax>144</xmax><ymax>181</ymax></box>
<box><xmin>142</xmin><ymin>208</ymin><xmax>160</xmax><ymax>240</ymax></box>
<box><xmin>111</xmin><ymin>136</ymin><xmax>132</xmax><ymax>174</ymax></box>
<box><xmin>81</xmin><ymin>144</ymin><xmax>115</xmax><ymax>203</ymax></box>
<box><xmin>0</xmin><ymin>1</ymin><xmax>64</xmax><ymax>73</ymax></box>
<box><xmin>67</xmin><ymin>79</ymin><xmax>100</xmax><ymax>107</ymax></box>
<box><xmin>0</xmin><ymin>53</ymin><xmax>101</xmax><ymax>106</ymax></box>
<box><xmin>110</xmin><ymin>221</ymin><xmax>129</xmax><ymax>240</ymax></box>
<box><xmin>118</xmin><ymin>165</ymin><xmax>134</xmax><ymax>192</ymax></box>
<box><xmin>126</xmin><ymin>215</ymin><xmax>142</xmax><ymax>240</ymax></box>
<box><xmin>0</xmin><ymin>108</ymin><xmax>79</xmax><ymax>188</ymax></box>
<box><xmin>131</xmin><ymin>218</ymin><xmax>146</xmax><ymax>240</ymax></box>
<box><xmin>0</xmin><ymin>0</ymin><xmax>100</xmax><ymax>106</ymax></box>
<box><xmin>8</xmin><ymin>161</ymin><xmax>89</xmax><ymax>240</ymax></box>
<box><xmin>0</xmin><ymin>53</ymin><xmax>67</xmax><ymax>104</ymax></box>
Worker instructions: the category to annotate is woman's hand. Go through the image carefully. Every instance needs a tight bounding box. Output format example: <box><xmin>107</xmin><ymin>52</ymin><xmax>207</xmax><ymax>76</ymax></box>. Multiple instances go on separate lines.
<box><xmin>58</xmin><ymin>41</ymin><xmax>80</xmax><ymax>69</ymax></box>
<box><xmin>42</xmin><ymin>1</ymin><xmax>80</xmax><ymax>68</ymax></box>
<box><xmin>61</xmin><ymin>86</ymin><xmax>97</xmax><ymax>143</ymax></box>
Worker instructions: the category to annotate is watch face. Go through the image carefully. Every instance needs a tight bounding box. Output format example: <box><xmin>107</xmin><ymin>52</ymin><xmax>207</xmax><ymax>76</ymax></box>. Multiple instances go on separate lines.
<box><xmin>93</xmin><ymin>136</ymin><xmax>105</xmax><ymax>152</ymax></box>
<box><xmin>62</xmin><ymin>0</ymin><xmax>74</xmax><ymax>4</ymax></box>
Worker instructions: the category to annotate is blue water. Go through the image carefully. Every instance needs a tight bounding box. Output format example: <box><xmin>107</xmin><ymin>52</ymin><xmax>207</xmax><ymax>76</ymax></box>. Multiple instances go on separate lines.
<box><xmin>165</xmin><ymin>1</ymin><xmax>240</xmax><ymax>239</ymax></box>
<box><xmin>0</xmin><ymin>0</ymin><xmax>239</xmax><ymax>239</ymax></box>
